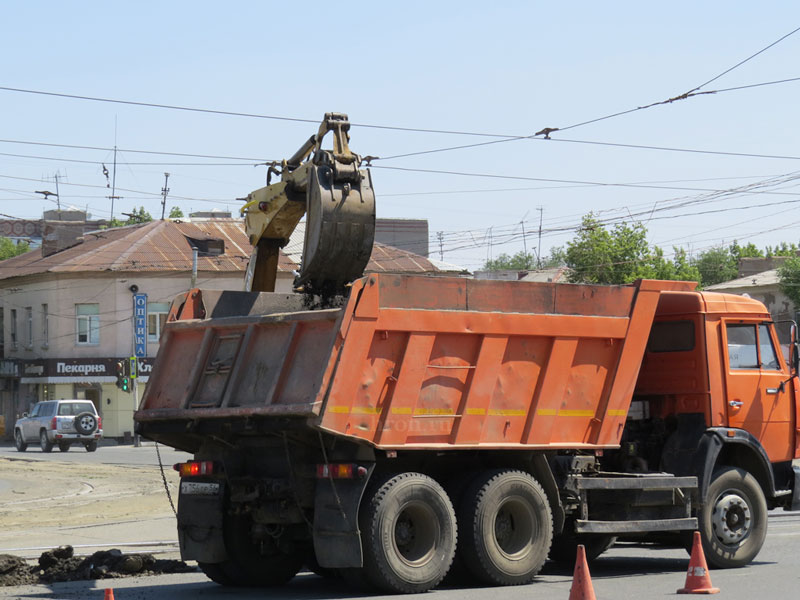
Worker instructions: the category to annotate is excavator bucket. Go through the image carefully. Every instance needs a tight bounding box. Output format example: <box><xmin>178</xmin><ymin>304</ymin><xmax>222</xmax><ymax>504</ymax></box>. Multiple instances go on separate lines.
<box><xmin>297</xmin><ymin>163</ymin><xmax>375</xmax><ymax>293</ymax></box>
<box><xmin>242</xmin><ymin>113</ymin><xmax>376</xmax><ymax>295</ymax></box>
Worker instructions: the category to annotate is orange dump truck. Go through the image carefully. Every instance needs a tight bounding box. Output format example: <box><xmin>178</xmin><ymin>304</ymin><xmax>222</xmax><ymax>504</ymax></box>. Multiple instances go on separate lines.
<box><xmin>135</xmin><ymin>274</ymin><xmax>800</xmax><ymax>593</ymax></box>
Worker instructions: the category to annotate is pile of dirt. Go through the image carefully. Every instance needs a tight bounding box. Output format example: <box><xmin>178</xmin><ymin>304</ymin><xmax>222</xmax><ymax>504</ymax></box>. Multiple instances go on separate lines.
<box><xmin>0</xmin><ymin>545</ymin><xmax>195</xmax><ymax>587</ymax></box>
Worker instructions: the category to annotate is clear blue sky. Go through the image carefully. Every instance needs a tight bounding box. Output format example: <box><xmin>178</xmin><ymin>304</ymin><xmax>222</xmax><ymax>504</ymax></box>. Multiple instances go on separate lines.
<box><xmin>1</xmin><ymin>2</ymin><xmax>799</xmax><ymax>270</ymax></box>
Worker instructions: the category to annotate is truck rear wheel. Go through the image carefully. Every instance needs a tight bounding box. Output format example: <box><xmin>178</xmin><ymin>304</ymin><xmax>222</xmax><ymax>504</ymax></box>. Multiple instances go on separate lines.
<box><xmin>457</xmin><ymin>469</ymin><xmax>553</xmax><ymax>586</ymax></box>
<box><xmin>360</xmin><ymin>472</ymin><xmax>456</xmax><ymax>594</ymax></box>
<box><xmin>699</xmin><ymin>467</ymin><xmax>767</xmax><ymax>568</ymax></box>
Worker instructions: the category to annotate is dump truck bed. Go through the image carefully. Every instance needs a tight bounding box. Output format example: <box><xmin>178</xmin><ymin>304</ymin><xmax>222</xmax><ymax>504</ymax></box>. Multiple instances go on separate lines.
<box><xmin>136</xmin><ymin>274</ymin><xmax>695</xmax><ymax>450</ymax></box>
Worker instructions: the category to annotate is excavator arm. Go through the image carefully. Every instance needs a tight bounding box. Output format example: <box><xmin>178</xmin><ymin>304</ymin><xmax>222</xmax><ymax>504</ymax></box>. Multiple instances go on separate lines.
<box><xmin>241</xmin><ymin>113</ymin><xmax>376</xmax><ymax>294</ymax></box>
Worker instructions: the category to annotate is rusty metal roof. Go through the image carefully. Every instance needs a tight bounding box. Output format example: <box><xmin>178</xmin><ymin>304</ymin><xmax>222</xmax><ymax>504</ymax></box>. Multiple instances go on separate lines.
<box><xmin>0</xmin><ymin>219</ymin><xmax>297</xmax><ymax>281</ymax></box>
<box><xmin>366</xmin><ymin>242</ymin><xmax>442</xmax><ymax>273</ymax></box>
<box><xmin>0</xmin><ymin>219</ymin><xmax>446</xmax><ymax>282</ymax></box>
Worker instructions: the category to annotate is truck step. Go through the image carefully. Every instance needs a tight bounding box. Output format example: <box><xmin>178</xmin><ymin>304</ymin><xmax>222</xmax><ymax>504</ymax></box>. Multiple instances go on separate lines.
<box><xmin>575</xmin><ymin>517</ymin><xmax>698</xmax><ymax>534</ymax></box>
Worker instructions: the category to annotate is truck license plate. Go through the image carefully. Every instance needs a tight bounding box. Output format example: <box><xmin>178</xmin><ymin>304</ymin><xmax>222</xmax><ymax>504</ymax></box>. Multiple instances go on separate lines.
<box><xmin>180</xmin><ymin>481</ymin><xmax>220</xmax><ymax>496</ymax></box>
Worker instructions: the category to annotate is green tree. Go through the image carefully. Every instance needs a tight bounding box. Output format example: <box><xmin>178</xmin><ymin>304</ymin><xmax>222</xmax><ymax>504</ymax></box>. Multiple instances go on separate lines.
<box><xmin>778</xmin><ymin>256</ymin><xmax>800</xmax><ymax>308</ymax></box>
<box><xmin>692</xmin><ymin>247</ymin><xmax>738</xmax><ymax>287</ymax></box>
<box><xmin>169</xmin><ymin>206</ymin><xmax>184</xmax><ymax>219</ymax></box>
<box><xmin>765</xmin><ymin>242</ymin><xmax>798</xmax><ymax>257</ymax></box>
<box><xmin>124</xmin><ymin>207</ymin><xmax>153</xmax><ymax>224</ymax></box>
<box><xmin>565</xmin><ymin>215</ymin><xmax>650</xmax><ymax>284</ymax></box>
<box><xmin>563</xmin><ymin>214</ymin><xmax>700</xmax><ymax>285</ymax></box>
<box><xmin>483</xmin><ymin>251</ymin><xmax>536</xmax><ymax>270</ymax></box>
<box><xmin>691</xmin><ymin>241</ymin><xmax>765</xmax><ymax>287</ymax></box>
<box><xmin>0</xmin><ymin>237</ymin><xmax>30</xmax><ymax>260</ymax></box>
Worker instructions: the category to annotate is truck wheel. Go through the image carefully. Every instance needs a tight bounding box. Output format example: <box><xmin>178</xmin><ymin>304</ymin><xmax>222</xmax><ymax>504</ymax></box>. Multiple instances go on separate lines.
<box><xmin>58</xmin><ymin>442</ymin><xmax>71</xmax><ymax>452</ymax></box>
<box><xmin>549</xmin><ymin>530</ymin><xmax>616</xmax><ymax>564</ymax></box>
<box><xmin>198</xmin><ymin>562</ymin><xmax>236</xmax><ymax>586</ymax></box>
<box><xmin>14</xmin><ymin>430</ymin><xmax>27</xmax><ymax>452</ymax></box>
<box><xmin>457</xmin><ymin>469</ymin><xmax>553</xmax><ymax>585</ymax></box>
<box><xmin>40</xmin><ymin>430</ymin><xmax>53</xmax><ymax>453</ymax></box>
<box><xmin>360</xmin><ymin>472</ymin><xmax>456</xmax><ymax>594</ymax></box>
<box><xmin>699</xmin><ymin>467</ymin><xmax>767</xmax><ymax>568</ymax></box>
<box><xmin>84</xmin><ymin>441</ymin><xmax>98</xmax><ymax>452</ymax></box>
<box><xmin>218</xmin><ymin>514</ymin><xmax>303</xmax><ymax>586</ymax></box>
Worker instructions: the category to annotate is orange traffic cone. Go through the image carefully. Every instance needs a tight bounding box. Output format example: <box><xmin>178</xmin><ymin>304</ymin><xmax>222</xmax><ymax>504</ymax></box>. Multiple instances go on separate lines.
<box><xmin>568</xmin><ymin>544</ymin><xmax>597</xmax><ymax>600</ymax></box>
<box><xmin>677</xmin><ymin>531</ymin><xmax>720</xmax><ymax>594</ymax></box>
<box><xmin>103</xmin><ymin>589</ymin><xmax>115</xmax><ymax>600</ymax></box>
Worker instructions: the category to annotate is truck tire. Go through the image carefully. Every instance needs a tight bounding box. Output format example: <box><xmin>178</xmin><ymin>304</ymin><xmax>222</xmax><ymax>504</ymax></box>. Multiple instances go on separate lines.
<box><xmin>198</xmin><ymin>562</ymin><xmax>237</xmax><ymax>586</ymax></box>
<box><xmin>457</xmin><ymin>469</ymin><xmax>553</xmax><ymax>586</ymax></box>
<box><xmin>58</xmin><ymin>441</ymin><xmax>71</xmax><ymax>452</ymax></box>
<box><xmin>699</xmin><ymin>466</ymin><xmax>767</xmax><ymax>569</ymax></box>
<box><xmin>549</xmin><ymin>529</ymin><xmax>616</xmax><ymax>564</ymax></box>
<box><xmin>39</xmin><ymin>430</ymin><xmax>53</xmax><ymax>453</ymax></box>
<box><xmin>14</xmin><ymin>430</ymin><xmax>27</xmax><ymax>452</ymax></box>
<box><xmin>216</xmin><ymin>514</ymin><xmax>303</xmax><ymax>586</ymax></box>
<box><xmin>360</xmin><ymin>472</ymin><xmax>457</xmax><ymax>594</ymax></box>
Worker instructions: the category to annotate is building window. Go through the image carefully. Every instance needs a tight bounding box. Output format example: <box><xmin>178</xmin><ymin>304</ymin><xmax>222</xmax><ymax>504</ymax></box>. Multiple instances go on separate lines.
<box><xmin>10</xmin><ymin>308</ymin><xmax>17</xmax><ymax>351</ymax></box>
<box><xmin>76</xmin><ymin>303</ymin><xmax>100</xmax><ymax>345</ymax></box>
<box><xmin>25</xmin><ymin>307</ymin><xmax>33</xmax><ymax>348</ymax></box>
<box><xmin>42</xmin><ymin>303</ymin><xmax>49</xmax><ymax>348</ymax></box>
<box><xmin>147</xmin><ymin>302</ymin><xmax>170</xmax><ymax>342</ymax></box>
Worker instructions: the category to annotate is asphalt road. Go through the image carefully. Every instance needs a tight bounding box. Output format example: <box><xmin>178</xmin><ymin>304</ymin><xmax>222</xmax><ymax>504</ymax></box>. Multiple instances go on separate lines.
<box><xmin>3</xmin><ymin>445</ymin><xmax>800</xmax><ymax>599</ymax></box>
<box><xmin>0</xmin><ymin>441</ymin><xmax>191</xmax><ymax>467</ymax></box>
<box><xmin>4</xmin><ymin>512</ymin><xmax>800</xmax><ymax>599</ymax></box>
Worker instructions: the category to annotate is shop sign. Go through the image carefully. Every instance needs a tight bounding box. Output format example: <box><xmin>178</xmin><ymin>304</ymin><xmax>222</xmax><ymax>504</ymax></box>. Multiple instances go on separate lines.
<box><xmin>134</xmin><ymin>293</ymin><xmax>148</xmax><ymax>357</ymax></box>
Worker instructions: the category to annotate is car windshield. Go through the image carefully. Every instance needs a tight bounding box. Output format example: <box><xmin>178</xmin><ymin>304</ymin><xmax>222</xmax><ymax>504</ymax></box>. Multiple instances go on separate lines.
<box><xmin>57</xmin><ymin>402</ymin><xmax>95</xmax><ymax>416</ymax></box>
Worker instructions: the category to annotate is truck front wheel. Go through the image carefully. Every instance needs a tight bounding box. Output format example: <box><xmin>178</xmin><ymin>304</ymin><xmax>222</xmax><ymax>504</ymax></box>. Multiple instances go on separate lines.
<box><xmin>700</xmin><ymin>467</ymin><xmax>767</xmax><ymax>568</ymax></box>
<box><xmin>457</xmin><ymin>469</ymin><xmax>553</xmax><ymax>585</ymax></box>
<box><xmin>360</xmin><ymin>472</ymin><xmax>456</xmax><ymax>594</ymax></box>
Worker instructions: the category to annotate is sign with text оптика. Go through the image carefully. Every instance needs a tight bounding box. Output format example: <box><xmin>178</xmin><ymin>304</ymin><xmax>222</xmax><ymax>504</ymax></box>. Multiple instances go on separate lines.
<box><xmin>134</xmin><ymin>293</ymin><xmax>148</xmax><ymax>358</ymax></box>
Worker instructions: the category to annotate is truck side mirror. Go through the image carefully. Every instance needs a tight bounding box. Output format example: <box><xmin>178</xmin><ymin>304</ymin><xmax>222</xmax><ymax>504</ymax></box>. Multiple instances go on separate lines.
<box><xmin>21</xmin><ymin>412</ymin><xmax>28</xmax><ymax>418</ymax></box>
<box><xmin>793</xmin><ymin>342</ymin><xmax>800</xmax><ymax>375</ymax></box>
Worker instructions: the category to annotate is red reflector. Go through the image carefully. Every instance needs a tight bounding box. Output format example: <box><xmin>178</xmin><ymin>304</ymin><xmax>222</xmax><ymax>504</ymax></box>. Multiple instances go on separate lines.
<box><xmin>174</xmin><ymin>461</ymin><xmax>215</xmax><ymax>477</ymax></box>
<box><xmin>316</xmin><ymin>463</ymin><xmax>359</xmax><ymax>479</ymax></box>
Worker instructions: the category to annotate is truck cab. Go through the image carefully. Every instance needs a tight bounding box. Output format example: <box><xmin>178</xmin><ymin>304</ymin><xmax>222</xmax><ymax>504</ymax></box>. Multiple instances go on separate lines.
<box><xmin>627</xmin><ymin>289</ymin><xmax>800</xmax><ymax>566</ymax></box>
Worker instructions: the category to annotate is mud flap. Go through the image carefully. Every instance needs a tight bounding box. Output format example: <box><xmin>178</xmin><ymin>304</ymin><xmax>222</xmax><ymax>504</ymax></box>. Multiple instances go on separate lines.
<box><xmin>790</xmin><ymin>465</ymin><xmax>800</xmax><ymax>511</ymax></box>
<box><xmin>176</xmin><ymin>480</ymin><xmax>227</xmax><ymax>563</ymax></box>
<box><xmin>312</xmin><ymin>464</ymin><xmax>374</xmax><ymax>569</ymax></box>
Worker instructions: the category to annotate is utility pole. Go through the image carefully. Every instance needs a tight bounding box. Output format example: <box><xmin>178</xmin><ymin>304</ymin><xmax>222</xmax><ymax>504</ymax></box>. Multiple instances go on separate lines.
<box><xmin>160</xmin><ymin>173</ymin><xmax>170</xmax><ymax>220</ymax></box>
<box><xmin>437</xmin><ymin>231</ymin><xmax>444</xmax><ymax>261</ymax></box>
<box><xmin>53</xmin><ymin>173</ymin><xmax>62</xmax><ymax>217</ymax></box>
<box><xmin>537</xmin><ymin>207</ymin><xmax>544</xmax><ymax>269</ymax></box>
<box><xmin>108</xmin><ymin>145</ymin><xmax>119</xmax><ymax>222</ymax></box>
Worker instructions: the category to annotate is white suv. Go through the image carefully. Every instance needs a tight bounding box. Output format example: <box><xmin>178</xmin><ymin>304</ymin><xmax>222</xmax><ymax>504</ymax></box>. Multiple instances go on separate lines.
<box><xmin>14</xmin><ymin>400</ymin><xmax>103</xmax><ymax>452</ymax></box>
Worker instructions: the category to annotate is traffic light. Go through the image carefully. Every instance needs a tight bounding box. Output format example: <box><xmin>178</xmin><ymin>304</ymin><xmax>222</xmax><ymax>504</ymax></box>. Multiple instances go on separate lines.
<box><xmin>129</xmin><ymin>356</ymin><xmax>138</xmax><ymax>380</ymax></box>
<box><xmin>116</xmin><ymin>360</ymin><xmax>130</xmax><ymax>393</ymax></box>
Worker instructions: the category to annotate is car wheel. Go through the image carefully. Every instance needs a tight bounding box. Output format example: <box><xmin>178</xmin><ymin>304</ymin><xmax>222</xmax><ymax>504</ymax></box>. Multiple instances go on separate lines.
<box><xmin>698</xmin><ymin>466</ymin><xmax>767</xmax><ymax>568</ymax></box>
<box><xmin>84</xmin><ymin>441</ymin><xmax>98</xmax><ymax>452</ymax></box>
<box><xmin>40</xmin><ymin>430</ymin><xmax>54</xmax><ymax>453</ymax></box>
<box><xmin>14</xmin><ymin>430</ymin><xmax>27</xmax><ymax>452</ymax></box>
<box><xmin>58</xmin><ymin>441</ymin><xmax>71</xmax><ymax>452</ymax></box>
<box><xmin>458</xmin><ymin>469</ymin><xmax>552</xmax><ymax>585</ymax></box>
<box><xmin>359</xmin><ymin>472</ymin><xmax>457</xmax><ymax>594</ymax></box>
<box><xmin>74</xmin><ymin>412</ymin><xmax>98</xmax><ymax>435</ymax></box>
